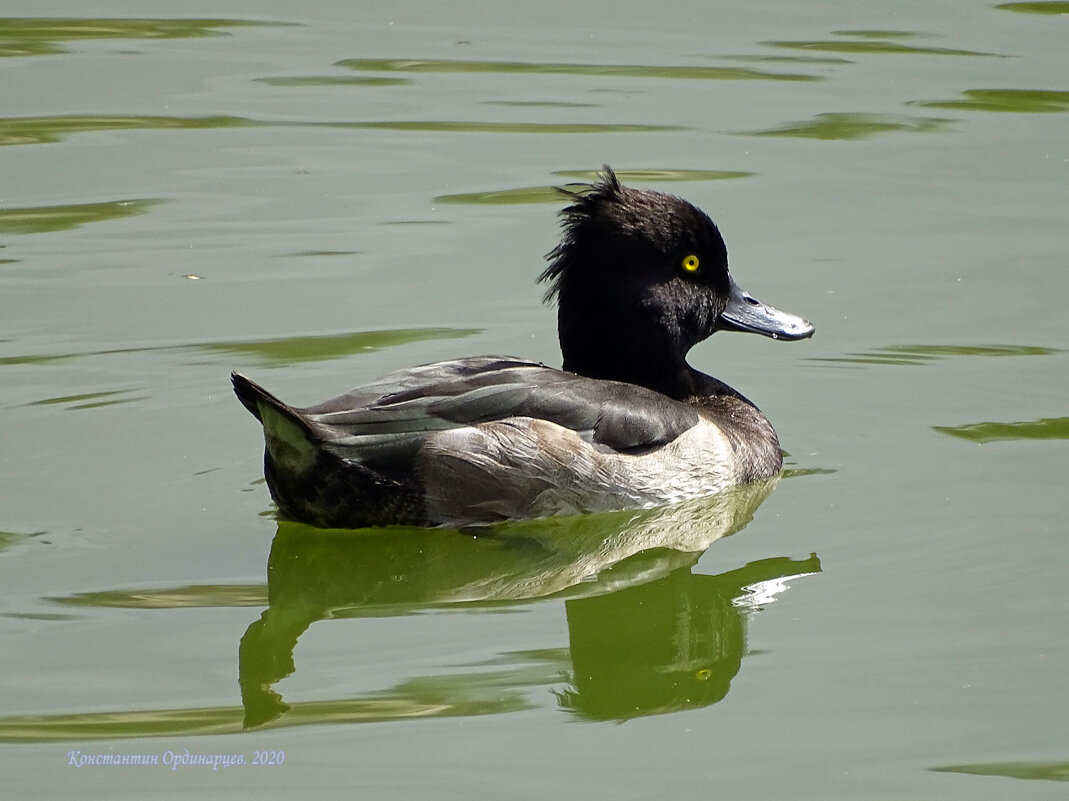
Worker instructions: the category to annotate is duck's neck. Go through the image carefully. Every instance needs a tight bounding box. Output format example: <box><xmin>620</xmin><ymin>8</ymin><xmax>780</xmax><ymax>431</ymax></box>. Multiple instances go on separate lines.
<box><xmin>559</xmin><ymin>313</ymin><xmax>741</xmax><ymax>404</ymax></box>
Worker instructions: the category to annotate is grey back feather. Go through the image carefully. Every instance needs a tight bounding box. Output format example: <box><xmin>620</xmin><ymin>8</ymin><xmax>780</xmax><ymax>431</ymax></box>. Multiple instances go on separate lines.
<box><xmin>300</xmin><ymin>356</ymin><xmax>699</xmax><ymax>470</ymax></box>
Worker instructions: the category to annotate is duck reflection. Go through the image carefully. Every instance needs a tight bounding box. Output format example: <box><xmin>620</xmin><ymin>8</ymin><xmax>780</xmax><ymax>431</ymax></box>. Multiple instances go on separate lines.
<box><xmin>558</xmin><ymin>555</ymin><xmax>816</xmax><ymax>720</ymax></box>
<box><xmin>239</xmin><ymin>479</ymin><xmax>819</xmax><ymax>727</ymax></box>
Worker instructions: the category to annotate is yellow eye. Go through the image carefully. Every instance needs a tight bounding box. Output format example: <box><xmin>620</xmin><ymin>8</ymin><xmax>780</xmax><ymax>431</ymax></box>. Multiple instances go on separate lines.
<box><xmin>681</xmin><ymin>254</ymin><xmax>700</xmax><ymax>273</ymax></box>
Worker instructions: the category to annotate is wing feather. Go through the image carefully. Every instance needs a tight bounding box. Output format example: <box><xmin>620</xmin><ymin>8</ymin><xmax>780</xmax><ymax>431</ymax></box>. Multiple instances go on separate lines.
<box><xmin>284</xmin><ymin>356</ymin><xmax>698</xmax><ymax>469</ymax></box>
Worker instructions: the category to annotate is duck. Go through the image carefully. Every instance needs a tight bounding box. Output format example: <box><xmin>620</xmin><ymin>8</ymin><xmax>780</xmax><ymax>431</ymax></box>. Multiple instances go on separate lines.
<box><xmin>232</xmin><ymin>167</ymin><xmax>814</xmax><ymax>529</ymax></box>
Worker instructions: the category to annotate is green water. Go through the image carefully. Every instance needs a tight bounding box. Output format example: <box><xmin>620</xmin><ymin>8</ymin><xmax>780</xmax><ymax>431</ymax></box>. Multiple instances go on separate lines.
<box><xmin>1</xmin><ymin>2</ymin><xmax>1066</xmax><ymax>799</ymax></box>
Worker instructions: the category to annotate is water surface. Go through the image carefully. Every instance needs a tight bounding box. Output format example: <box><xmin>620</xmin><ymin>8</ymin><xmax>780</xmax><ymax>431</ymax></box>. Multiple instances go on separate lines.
<box><xmin>1</xmin><ymin>2</ymin><xmax>1067</xmax><ymax>799</ymax></box>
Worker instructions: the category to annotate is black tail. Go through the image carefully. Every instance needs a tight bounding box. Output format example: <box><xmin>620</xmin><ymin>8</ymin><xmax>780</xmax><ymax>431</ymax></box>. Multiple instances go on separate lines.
<box><xmin>230</xmin><ymin>372</ymin><xmax>428</xmax><ymax>527</ymax></box>
<box><xmin>232</xmin><ymin>372</ymin><xmax>302</xmax><ymax>427</ymax></box>
<box><xmin>231</xmin><ymin>371</ymin><xmax>325</xmax><ymax>457</ymax></box>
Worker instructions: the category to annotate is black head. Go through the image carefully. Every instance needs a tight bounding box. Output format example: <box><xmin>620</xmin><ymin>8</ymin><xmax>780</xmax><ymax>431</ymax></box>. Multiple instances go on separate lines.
<box><xmin>539</xmin><ymin>167</ymin><xmax>812</xmax><ymax>399</ymax></box>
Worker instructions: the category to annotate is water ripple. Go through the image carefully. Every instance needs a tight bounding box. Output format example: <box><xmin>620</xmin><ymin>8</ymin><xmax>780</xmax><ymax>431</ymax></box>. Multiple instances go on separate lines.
<box><xmin>0</xmin><ymin>114</ymin><xmax>261</xmax><ymax>146</ymax></box>
<box><xmin>741</xmin><ymin>112</ymin><xmax>953</xmax><ymax>140</ymax></box>
<box><xmin>23</xmin><ymin>389</ymin><xmax>147</xmax><ymax>411</ymax></box>
<box><xmin>933</xmin><ymin>417</ymin><xmax>1069</xmax><ymax>443</ymax></box>
<box><xmin>336</xmin><ymin>57</ymin><xmax>822</xmax><ymax>82</ymax></box>
<box><xmin>435</xmin><ymin>169</ymin><xmax>753</xmax><ymax>205</ymax></box>
<box><xmin>0</xmin><ymin>327</ymin><xmax>482</xmax><ymax>368</ymax></box>
<box><xmin>917</xmin><ymin>89</ymin><xmax>1069</xmax><ymax>113</ymax></box>
<box><xmin>256</xmin><ymin>76</ymin><xmax>412</xmax><ymax>88</ymax></box>
<box><xmin>0</xmin><ymin>198</ymin><xmax>160</xmax><ymax>234</ymax></box>
<box><xmin>0</xmin><ymin>17</ymin><xmax>286</xmax><ymax>58</ymax></box>
<box><xmin>994</xmin><ymin>1</ymin><xmax>1069</xmax><ymax>14</ymax></box>
<box><xmin>764</xmin><ymin>32</ymin><xmax>1001</xmax><ymax>58</ymax></box>
<box><xmin>807</xmin><ymin>344</ymin><xmax>1059</xmax><ymax>367</ymax></box>
<box><xmin>331</xmin><ymin>120</ymin><xmax>681</xmax><ymax>135</ymax></box>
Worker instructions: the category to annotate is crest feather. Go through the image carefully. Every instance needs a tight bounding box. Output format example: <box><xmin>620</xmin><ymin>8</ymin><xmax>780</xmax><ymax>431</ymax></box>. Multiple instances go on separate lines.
<box><xmin>539</xmin><ymin>165</ymin><xmax>622</xmax><ymax>302</ymax></box>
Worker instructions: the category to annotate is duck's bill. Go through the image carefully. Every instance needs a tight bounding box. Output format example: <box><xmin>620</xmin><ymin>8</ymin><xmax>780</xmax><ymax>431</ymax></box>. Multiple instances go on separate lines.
<box><xmin>719</xmin><ymin>282</ymin><xmax>815</xmax><ymax>341</ymax></box>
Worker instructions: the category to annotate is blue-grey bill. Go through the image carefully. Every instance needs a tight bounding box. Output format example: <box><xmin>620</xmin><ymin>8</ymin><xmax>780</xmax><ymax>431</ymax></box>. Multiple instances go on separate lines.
<box><xmin>719</xmin><ymin>281</ymin><xmax>815</xmax><ymax>341</ymax></box>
